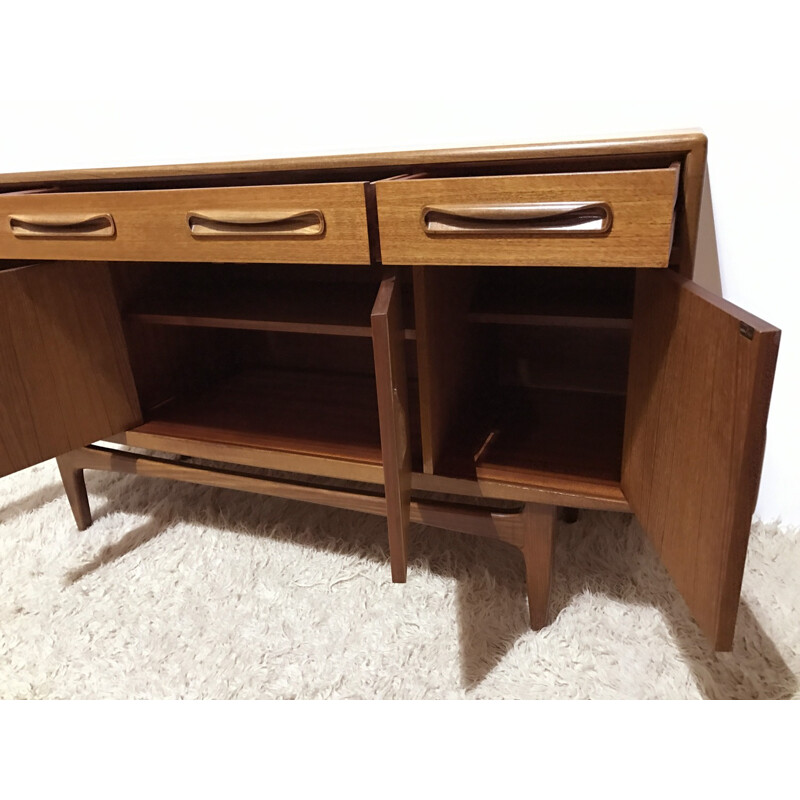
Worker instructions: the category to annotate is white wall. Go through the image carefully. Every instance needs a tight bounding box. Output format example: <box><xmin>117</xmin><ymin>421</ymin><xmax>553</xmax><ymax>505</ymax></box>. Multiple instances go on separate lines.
<box><xmin>2</xmin><ymin>1</ymin><xmax>797</xmax><ymax>522</ymax></box>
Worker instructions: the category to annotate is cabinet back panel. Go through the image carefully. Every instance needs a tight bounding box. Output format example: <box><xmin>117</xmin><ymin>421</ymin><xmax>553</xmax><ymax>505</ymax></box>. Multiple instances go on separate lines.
<box><xmin>491</xmin><ymin>326</ymin><xmax>631</xmax><ymax>396</ymax></box>
<box><xmin>124</xmin><ymin>321</ymin><xmax>241</xmax><ymax>414</ymax></box>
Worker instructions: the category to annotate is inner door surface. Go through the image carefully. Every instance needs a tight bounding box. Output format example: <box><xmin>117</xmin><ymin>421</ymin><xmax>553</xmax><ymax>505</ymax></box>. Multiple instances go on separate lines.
<box><xmin>622</xmin><ymin>269</ymin><xmax>780</xmax><ymax>650</ymax></box>
<box><xmin>371</xmin><ymin>271</ymin><xmax>412</xmax><ymax>582</ymax></box>
<box><xmin>0</xmin><ymin>261</ymin><xmax>142</xmax><ymax>478</ymax></box>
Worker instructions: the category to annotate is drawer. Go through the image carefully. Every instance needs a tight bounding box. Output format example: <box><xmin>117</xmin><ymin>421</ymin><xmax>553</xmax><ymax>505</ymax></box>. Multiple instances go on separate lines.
<box><xmin>0</xmin><ymin>182</ymin><xmax>371</xmax><ymax>264</ymax></box>
<box><xmin>375</xmin><ymin>166</ymin><xmax>680</xmax><ymax>267</ymax></box>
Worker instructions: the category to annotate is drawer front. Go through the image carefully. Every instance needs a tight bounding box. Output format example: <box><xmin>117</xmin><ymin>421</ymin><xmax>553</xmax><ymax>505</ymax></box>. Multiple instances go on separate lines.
<box><xmin>376</xmin><ymin>167</ymin><xmax>680</xmax><ymax>267</ymax></box>
<box><xmin>0</xmin><ymin>183</ymin><xmax>371</xmax><ymax>264</ymax></box>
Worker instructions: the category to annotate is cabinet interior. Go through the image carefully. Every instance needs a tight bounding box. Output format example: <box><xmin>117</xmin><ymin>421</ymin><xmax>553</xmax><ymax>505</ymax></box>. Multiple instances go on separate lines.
<box><xmin>110</xmin><ymin>261</ymin><xmax>420</xmax><ymax>470</ymax></box>
<box><xmin>109</xmin><ymin>261</ymin><xmax>636</xmax><ymax>492</ymax></box>
<box><xmin>415</xmin><ymin>266</ymin><xmax>636</xmax><ymax>492</ymax></box>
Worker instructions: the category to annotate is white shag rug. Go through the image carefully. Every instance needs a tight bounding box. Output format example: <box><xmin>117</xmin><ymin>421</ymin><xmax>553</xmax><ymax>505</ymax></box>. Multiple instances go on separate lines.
<box><xmin>1</xmin><ymin>457</ymin><xmax>798</xmax><ymax>699</ymax></box>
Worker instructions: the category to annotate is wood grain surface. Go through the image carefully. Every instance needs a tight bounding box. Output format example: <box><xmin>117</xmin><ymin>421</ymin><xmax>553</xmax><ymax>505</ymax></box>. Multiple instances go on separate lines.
<box><xmin>0</xmin><ymin>130</ymin><xmax>706</xmax><ymax>189</ymax></box>
<box><xmin>119</xmin><ymin>429</ymin><xmax>387</xmax><ymax>486</ymax></box>
<box><xmin>520</xmin><ymin>504</ymin><xmax>557</xmax><ymax>629</ymax></box>
<box><xmin>371</xmin><ymin>273</ymin><xmax>412</xmax><ymax>582</ymax></box>
<box><xmin>0</xmin><ymin>261</ymin><xmax>141</xmax><ymax>478</ymax></box>
<box><xmin>0</xmin><ymin>182</ymin><xmax>371</xmax><ymax>264</ymax></box>
<box><xmin>129</xmin><ymin>368</ymin><xmax>384</xmax><ymax>466</ymax></box>
<box><xmin>622</xmin><ymin>270</ymin><xmax>780</xmax><ymax>650</ymax></box>
<box><xmin>410</xmin><ymin>471</ymin><xmax>630</xmax><ymax>511</ymax></box>
<box><xmin>467</xmin><ymin>266</ymin><xmax>635</xmax><ymax>328</ymax></box>
<box><xmin>59</xmin><ymin>443</ymin><xmax>563</xmax><ymax>632</ymax></box>
<box><xmin>376</xmin><ymin>167</ymin><xmax>680</xmax><ymax>267</ymax></box>
<box><xmin>490</xmin><ymin>325</ymin><xmax>631</xmax><ymax>395</ymax></box>
<box><xmin>412</xmin><ymin>265</ymin><xmax>478</xmax><ymax>473</ymax></box>
<box><xmin>128</xmin><ymin>279</ymin><xmax>415</xmax><ymax>340</ymax></box>
<box><xmin>439</xmin><ymin>387</ymin><xmax>627</xmax><ymax>489</ymax></box>
<box><xmin>6</xmin><ymin>132</ymin><xmax>771</xmax><ymax>652</ymax></box>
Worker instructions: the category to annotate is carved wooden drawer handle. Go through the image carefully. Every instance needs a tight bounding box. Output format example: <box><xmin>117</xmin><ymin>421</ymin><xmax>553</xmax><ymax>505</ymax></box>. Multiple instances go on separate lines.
<box><xmin>9</xmin><ymin>213</ymin><xmax>116</xmax><ymax>238</ymax></box>
<box><xmin>421</xmin><ymin>202</ymin><xmax>612</xmax><ymax>236</ymax></box>
<box><xmin>187</xmin><ymin>209</ymin><xmax>325</xmax><ymax>237</ymax></box>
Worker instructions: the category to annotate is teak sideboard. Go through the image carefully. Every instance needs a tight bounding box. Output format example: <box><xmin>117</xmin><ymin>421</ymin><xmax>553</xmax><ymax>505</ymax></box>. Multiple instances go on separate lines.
<box><xmin>0</xmin><ymin>131</ymin><xmax>780</xmax><ymax>651</ymax></box>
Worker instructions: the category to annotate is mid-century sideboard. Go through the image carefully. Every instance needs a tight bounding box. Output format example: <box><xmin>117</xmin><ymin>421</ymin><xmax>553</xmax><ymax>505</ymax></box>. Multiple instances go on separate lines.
<box><xmin>0</xmin><ymin>131</ymin><xmax>779</xmax><ymax>650</ymax></box>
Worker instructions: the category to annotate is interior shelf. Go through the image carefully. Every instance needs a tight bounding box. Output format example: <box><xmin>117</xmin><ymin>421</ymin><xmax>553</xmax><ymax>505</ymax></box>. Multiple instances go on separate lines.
<box><xmin>436</xmin><ymin>387</ymin><xmax>626</xmax><ymax>487</ymax></box>
<box><xmin>128</xmin><ymin>280</ymin><xmax>416</xmax><ymax>339</ymax></box>
<box><xmin>131</xmin><ymin>368</ymin><xmax>386</xmax><ymax>465</ymax></box>
<box><xmin>467</xmin><ymin>267</ymin><xmax>635</xmax><ymax>328</ymax></box>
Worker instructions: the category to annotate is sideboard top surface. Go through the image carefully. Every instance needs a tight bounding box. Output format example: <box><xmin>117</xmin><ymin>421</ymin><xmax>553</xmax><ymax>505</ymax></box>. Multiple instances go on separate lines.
<box><xmin>0</xmin><ymin>130</ymin><xmax>707</xmax><ymax>190</ymax></box>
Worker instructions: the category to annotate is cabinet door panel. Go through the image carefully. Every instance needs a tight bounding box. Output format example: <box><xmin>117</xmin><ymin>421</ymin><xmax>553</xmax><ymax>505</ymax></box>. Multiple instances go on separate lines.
<box><xmin>622</xmin><ymin>270</ymin><xmax>779</xmax><ymax>650</ymax></box>
<box><xmin>371</xmin><ymin>272</ymin><xmax>411</xmax><ymax>582</ymax></box>
<box><xmin>0</xmin><ymin>262</ymin><xmax>141</xmax><ymax>478</ymax></box>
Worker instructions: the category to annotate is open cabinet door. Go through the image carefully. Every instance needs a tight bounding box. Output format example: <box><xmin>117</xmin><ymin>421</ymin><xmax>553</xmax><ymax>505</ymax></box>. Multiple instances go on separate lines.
<box><xmin>622</xmin><ymin>270</ymin><xmax>780</xmax><ymax>650</ymax></box>
<box><xmin>0</xmin><ymin>261</ymin><xmax>142</xmax><ymax>478</ymax></box>
<box><xmin>371</xmin><ymin>271</ymin><xmax>412</xmax><ymax>582</ymax></box>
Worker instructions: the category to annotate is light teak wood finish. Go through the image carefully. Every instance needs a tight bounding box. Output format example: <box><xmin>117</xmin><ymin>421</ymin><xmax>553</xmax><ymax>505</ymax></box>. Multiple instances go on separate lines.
<box><xmin>410</xmin><ymin>470</ymin><xmax>630</xmax><ymax>511</ymax></box>
<box><xmin>412</xmin><ymin>265</ymin><xmax>477</xmax><ymax>473</ymax></box>
<box><xmin>0</xmin><ymin>261</ymin><xmax>141</xmax><ymax>478</ymax></box>
<box><xmin>622</xmin><ymin>270</ymin><xmax>780</xmax><ymax>650</ymax></box>
<box><xmin>125</xmin><ymin>369</ymin><xmax>385</xmax><ymax>477</ymax></box>
<box><xmin>672</xmin><ymin>136</ymin><xmax>707</xmax><ymax>278</ymax></box>
<box><xmin>519</xmin><ymin>504</ymin><xmax>557</xmax><ymax>629</ymax></box>
<box><xmin>376</xmin><ymin>167</ymin><xmax>680</xmax><ymax>267</ymax></box>
<box><xmin>56</xmin><ymin>444</ymin><xmax>557</xmax><ymax>628</ymax></box>
<box><xmin>126</xmin><ymin>277</ymin><xmax>416</xmax><ymax>341</ymax></box>
<box><xmin>115</xmin><ymin>425</ymin><xmax>631</xmax><ymax>512</ymax></box>
<box><xmin>0</xmin><ymin>183</ymin><xmax>371</xmax><ymax>264</ymax></box>
<box><xmin>120</xmin><ymin>428</ymin><xmax>386</xmax><ymax>485</ymax></box>
<box><xmin>371</xmin><ymin>273</ymin><xmax>413</xmax><ymax>582</ymax></box>
<box><xmin>0</xmin><ymin>131</ymin><xmax>779</xmax><ymax>651</ymax></box>
<box><xmin>0</xmin><ymin>129</ymin><xmax>703</xmax><ymax>191</ymax></box>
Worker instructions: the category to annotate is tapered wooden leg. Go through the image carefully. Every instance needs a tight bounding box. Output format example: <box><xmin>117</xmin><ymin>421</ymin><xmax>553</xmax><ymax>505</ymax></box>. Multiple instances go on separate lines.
<box><xmin>56</xmin><ymin>452</ymin><xmax>93</xmax><ymax>531</ymax></box>
<box><xmin>520</xmin><ymin>503</ymin><xmax>556</xmax><ymax>630</ymax></box>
